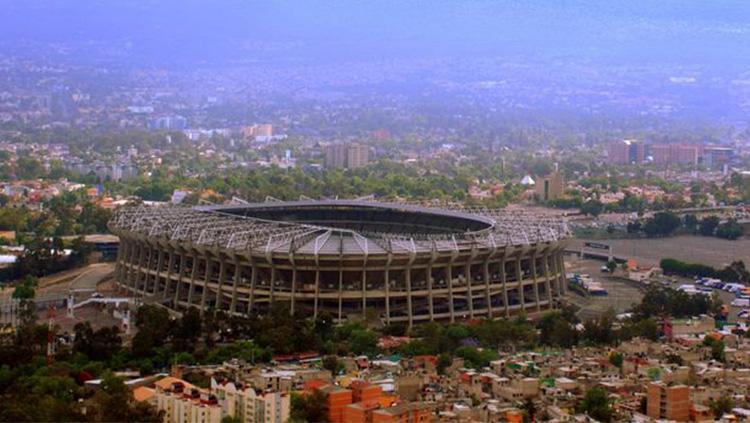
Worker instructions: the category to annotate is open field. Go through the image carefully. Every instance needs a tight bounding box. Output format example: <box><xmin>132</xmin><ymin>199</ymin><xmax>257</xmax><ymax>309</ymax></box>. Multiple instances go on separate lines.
<box><xmin>564</xmin><ymin>256</ymin><xmax>645</xmax><ymax>320</ymax></box>
<box><xmin>570</xmin><ymin>235</ymin><xmax>750</xmax><ymax>268</ymax></box>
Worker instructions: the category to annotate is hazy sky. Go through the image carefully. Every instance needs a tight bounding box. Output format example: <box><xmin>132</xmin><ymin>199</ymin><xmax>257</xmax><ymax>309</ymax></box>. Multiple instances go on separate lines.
<box><xmin>2</xmin><ymin>1</ymin><xmax>750</xmax><ymax>65</ymax></box>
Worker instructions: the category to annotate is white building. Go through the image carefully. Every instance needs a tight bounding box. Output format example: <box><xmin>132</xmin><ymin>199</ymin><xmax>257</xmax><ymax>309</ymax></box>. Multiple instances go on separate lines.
<box><xmin>212</xmin><ymin>379</ymin><xmax>290</xmax><ymax>423</ymax></box>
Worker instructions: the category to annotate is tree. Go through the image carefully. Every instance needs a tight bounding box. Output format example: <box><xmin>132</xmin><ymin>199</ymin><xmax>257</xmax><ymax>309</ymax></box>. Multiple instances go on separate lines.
<box><xmin>521</xmin><ymin>397</ymin><xmax>537</xmax><ymax>423</ymax></box>
<box><xmin>322</xmin><ymin>355</ymin><xmax>341</xmax><ymax>375</ymax></box>
<box><xmin>699</xmin><ymin>216</ymin><xmax>720</xmax><ymax>236</ymax></box>
<box><xmin>578</xmin><ymin>386</ymin><xmax>613</xmax><ymax>422</ymax></box>
<box><xmin>716</xmin><ymin>219</ymin><xmax>743</xmax><ymax>240</ymax></box>
<box><xmin>606</xmin><ymin>260</ymin><xmax>617</xmax><ymax>273</ymax></box>
<box><xmin>581</xmin><ymin>310</ymin><xmax>616</xmax><ymax>346</ymax></box>
<box><xmin>437</xmin><ymin>353</ymin><xmax>452</xmax><ymax>375</ymax></box>
<box><xmin>580</xmin><ymin>200</ymin><xmax>604</xmax><ymax>217</ymax></box>
<box><xmin>538</xmin><ymin>311</ymin><xmax>577</xmax><ymax>348</ymax></box>
<box><xmin>172</xmin><ymin>307</ymin><xmax>202</xmax><ymax>352</ymax></box>
<box><xmin>683</xmin><ymin>214</ymin><xmax>698</xmax><ymax>233</ymax></box>
<box><xmin>16</xmin><ymin>155</ymin><xmax>45</xmax><ymax>180</ymax></box>
<box><xmin>454</xmin><ymin>346</ymin><xmax>499</xmax><ymax>369</ymax></box>
<box><xmin>348</xmin><ymin>329</ymin><xmax>379</xmax><ymax>356</ymax></box>
<box><xmin>72</xmin><ymin>322</ymin><xmax>122</xmax><ymax>361</ymax></box>
<box><xmin>716</xmin><ymin>261</ymin><xmax>750</xmax><ymax>283</ymax></box>
<box><xmin>93</xmin><ymin>372</ymin><xmax>162</xmax><ymax>422</ymax></box>
<box><xmin>659</xmin><ymin>258</ymin><xmax>715</xmax><ymax>279</ymax></box>
<box><xmin>703</xmin><ymin>337</ymin><xmax>726</xmax><ymax>363</ymax></box>
<box><xmin>290</xmin><ymin>390</ymin><xmax>329</xmax><ymax>423</ymax></box>
<box><xmin>709</xmin><ymin>395</ymin><xmax>734</xmax><ymax>419</ymax></box>
<box><xmin>12</xmin><ymin>275</ymin><xmax>37</xmax><ymax>299</ymax></box>
<box><xmin>626</xmin><ymin>220</ymin><xmax>642</xmax><ymax>234</ymax></box>
<box><xmin>643</xmin><ymin>212</ymin><xmax>681</xmax><ymax>237</ymax></box>
<box><xmin>608</xmin><ymin>352</ymin><xmax>623</xmax><ymax>369</ymax></box>
<box><xmin>132</xmin><ymin>305</ymin><xmax>172</xmax><ymax>358</ymax></box>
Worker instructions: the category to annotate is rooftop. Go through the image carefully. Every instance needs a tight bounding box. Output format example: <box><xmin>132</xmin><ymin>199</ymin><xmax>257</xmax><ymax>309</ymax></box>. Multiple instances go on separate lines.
<box><xmin>109</xmin><ymin>199</ymin><xmax>570</xmax><ymax>256</ymax></box>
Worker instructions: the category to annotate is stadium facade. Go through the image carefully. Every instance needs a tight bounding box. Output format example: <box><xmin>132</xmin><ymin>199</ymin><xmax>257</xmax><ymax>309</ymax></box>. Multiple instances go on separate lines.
<box><xmin>109</xmin><ymin>200</ymin><xmax>570</xmax><ymax>325</ymax></box>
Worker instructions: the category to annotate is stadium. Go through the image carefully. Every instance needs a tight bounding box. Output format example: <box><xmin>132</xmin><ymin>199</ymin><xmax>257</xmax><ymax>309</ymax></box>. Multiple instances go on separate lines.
<box><xmin>109</xmin><ymin>199</ymin><xmax>570</xmax><ymax>325</ymax></box>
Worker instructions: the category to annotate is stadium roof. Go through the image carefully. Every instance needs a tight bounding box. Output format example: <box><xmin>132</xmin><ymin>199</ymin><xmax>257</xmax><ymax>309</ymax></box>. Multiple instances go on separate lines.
<box><xmin>109</xmin><ymin>199</ymin><xmax>569</xmax><ymax>256</ymax></box>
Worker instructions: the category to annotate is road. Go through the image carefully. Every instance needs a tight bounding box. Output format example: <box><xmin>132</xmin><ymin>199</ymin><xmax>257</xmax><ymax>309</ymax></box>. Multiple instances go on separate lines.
<box><xmin>36</xmin><ymin>263</ymin><xmax>115</xmax><ymax>299</ymax></box>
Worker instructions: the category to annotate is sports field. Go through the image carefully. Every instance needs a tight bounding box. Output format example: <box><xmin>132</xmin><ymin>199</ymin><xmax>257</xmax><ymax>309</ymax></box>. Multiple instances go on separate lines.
<box><xmin>570</xmin><ymin>235</ymin><xmax>750</xmax><ymax>268</ymax></box>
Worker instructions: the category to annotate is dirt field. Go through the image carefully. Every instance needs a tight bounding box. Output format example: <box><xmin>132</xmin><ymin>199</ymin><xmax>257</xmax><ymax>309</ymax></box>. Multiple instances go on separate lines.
<box><xmin>570</xmin><ymin>235</ymin><xmax>750</xmax><ymax>268</ymax></box>
<box><xmin>564</xmin><ymin>256</ymin><xmax>645</xmax><ymax>319</ymax></box>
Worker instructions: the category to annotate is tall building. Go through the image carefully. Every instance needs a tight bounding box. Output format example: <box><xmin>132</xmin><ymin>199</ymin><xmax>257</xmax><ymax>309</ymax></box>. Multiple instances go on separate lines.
<box><xmin>649</xmin><ymin>144</ymin><xmax>672</xmax><ymax>165</ymax></box>
<box><xmin>325</xmin><ymin>143</ymin><xmax>370</xmax><ymax>169</ymax></box>
<box><xmin>702</xmin><ymin>146</ymin><xmax>734</xmax><ymax>167</ymax></box>
<box><xmin>325</xmin><ymin>143</ymin><xmax>348</xmax><ymax>169</ymax></box>
<box><xmin>346</xmin><ymin>143</ymin><xmax>370</xmax><ymax>169</ymax></box>
<box><xmin>535</xmin><ymin>171</ymin><xmax>565</xmax><ymax>202</ymax></box>
<box><xmin>241</xmin><ymin>124</ymin><xmax>274</xmax><ymax>139</ymax></box>
<box><xmin>50</xmin><ymin>85</ymin><xmax>76</xmax><ymax>120</ymax></box>
<box><xmin>647</xmin><ymin>382</ymin><xmax>690</xmax><ymax>422</ymax></box>
<box><xmin>650</xmin><ymin>144</ymin><xmax>700</xmax><ymax>165</ymax></box>
<box><xmin>155</xmin><ymin>379</ymin><xmax>222</xmax><ymax>423</ymax></box>
<box><xmin>607</xmin><ymin>140</ymin><xmax>645</xmax><ymax>165</ymax></box>
<box><xmin>213</xmin><ymin>381</ymin><xmax>290</xmax><ymax>423</ymax></box>
<box><xmin>150</xmin><ymin>115</ymin><xmax>188</xmax><ymax>131</ymax></box>
<box><xmin>320</xmin><ymin>385</ymin><xmax>353</xmax><ymax>423</ymax></box>
<box><xmin>255</xmin><ymin>124</ymin><xmax>273</xmax><ymax>137</ymax></box>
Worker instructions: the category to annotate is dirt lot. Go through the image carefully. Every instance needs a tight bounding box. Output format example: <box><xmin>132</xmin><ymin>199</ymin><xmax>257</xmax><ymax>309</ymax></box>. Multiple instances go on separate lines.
<box><xmin>563</xmin><ymin>256</ymin><xmax>645</xmax><ymax>320</ymax></box>
<box><xmin>570</xmin><ymin>235</ymin><xmax>750</xmax><ymax>268</ymax></box>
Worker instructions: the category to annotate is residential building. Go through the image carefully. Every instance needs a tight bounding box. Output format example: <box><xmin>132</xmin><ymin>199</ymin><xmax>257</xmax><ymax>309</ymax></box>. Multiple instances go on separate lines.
<box><xmin>154</xmin><ymin>378</ymin><xmax>222</xmax><ymax>423</ymax></box>
<box><xmin>325</xmin><ymin>143</ymin><xmax>348</xmax><ymax>169</ymax></box>
<box><xmin>647</xmin><ymin>382</ymin><xmax>690</xmax><ymax>422</ymax></box>
<box><xmin>371</xmin><ymin>402</ymin><xmax>433</xmax><ymax>423</ymax></box>
<box><xmin>650</xmin><ymin>143</ymin><xmax>700</xmax><ymax>165</ymax></box>
<box><xmin>607</xmin><ymin>140</ymin><xmax>645</xmax><ymax>164</ymax></box>
<box><xmin>321</xmin><ymin>385</ymin><xmax>354</xmax><ymax>423</ymax></box>
<box><xmin>535</xmin><ymin>171</ymin><xmax>564</xmax><ymax>202</ymax></box>
<box><xmin>325</xmin><ymin>143</ymin><xmax>371</xmax><ymax>169</ymax></box>
<box><xmin>346</xmin><ymin>143</ymin><xmax>370</xmax><ymax>169</ymax></box>
<box><xmin>212</xmin><ymin>380</ymin><xmax>290</xmax><ymax>423</ymax></box>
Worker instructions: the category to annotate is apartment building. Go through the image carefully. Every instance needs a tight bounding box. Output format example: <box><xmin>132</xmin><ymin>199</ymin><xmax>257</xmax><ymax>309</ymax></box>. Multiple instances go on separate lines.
<box><xmin>647</xmin><ymin>382</ymin><xmax>690</xmax><ymax>422</ymax></box>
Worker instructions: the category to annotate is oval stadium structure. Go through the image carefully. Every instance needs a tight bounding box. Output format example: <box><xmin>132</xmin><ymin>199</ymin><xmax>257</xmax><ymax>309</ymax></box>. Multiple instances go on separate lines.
<box><xmin>109</xmin><ymin>200</ymin><xmax>570</xmax><ymax>326</ymax></box>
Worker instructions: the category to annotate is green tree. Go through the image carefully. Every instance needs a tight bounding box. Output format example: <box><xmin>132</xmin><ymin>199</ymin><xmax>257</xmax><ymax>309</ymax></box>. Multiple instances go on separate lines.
<box><xmin>605</xmin><ymin>260</ymin><xmax>617</xmax><ymax>273</ymax></box>
<box><xmin>580</xmin><ymin>200</ymin><xmax>604</xmax><ymax>217</ymax></box>
<box><xmin>716</xmin><ymin>219</ymin><xmax>743</xmax><ymax>240</ymax></box>
<box><xmin>521</xmin><ymin>397</ymin><xmax>537</xmax><ymax>423</ymax></box>
<box><xmin>608</xmin><ymin>352</ymin><xmax>623</xmax><ymax>369</ymax></box>
<box><xmin>348</xmin><ymin>329</ymin><xmax>379</xmax><ymax>356</ymax></box>
<box><xmin>322</xmin><ymin>355</ymin><xmax>341</xmax><ymax>375</ymax></box>
<box><xmin>709</xmin><ymin>395</ymin><xmax>734</xmax><ymax>419</ymax></box>
<box><xmin>699</xmin><ymin>216</ymin><xmax>720</xmax><ymax>236</ymax></box>
<box><xmin>538</xmin><ymin>311</ymin><xmax>577</xmax><ymax>348</ymax></box>
<box><xmin>581</xmin><ymin>310</ymin><xmax>616</xmax><ymax>345</ymax></box>
<box><xmin>578</xmin><ymin>386</ymin><xmax>613</xmax><ymax>422</ymax></box>
<box><xmin>72</xmin><ymin>322</ymin><xmax>122</xmax><ymax>361</ymax></box>
<box><xmin>703</xmin><ymin>337</ymin><xmax>726</xmax><ymax>362</ymax></box>
<box><xmin>683</xmin><ymin>214</ymin><xmax>698</xmax><ymax>233</ymax></box>
<box><xmin>643</xmin><ymin>212</ymin><xmax>681</xmax><ymax>238</ymax></box>
<box><xmin>16</xmin><ymin>155</ymin><xmax>45</xmax><ymax>179</ymax></box>
<box><xmin>12</xmin><ymin>275</ymin><xmax>37</xmax><ymax>300</ymax></box>
<box><xmin>93</xmin><ymin>372</ymin><xmax>162</xmax><ymax>422</ymax></box>
<box><xmin>290</xmin><ymin>390</ymin><xmax>329</xmax><ymax>423</ymax></box>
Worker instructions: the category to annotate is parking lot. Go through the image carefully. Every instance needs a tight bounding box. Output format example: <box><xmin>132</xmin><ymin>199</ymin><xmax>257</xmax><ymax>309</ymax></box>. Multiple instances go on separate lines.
<box><xmin>563</xmin><ymin>255</ymin><xmax>645</xmax><ymax>320</ymax></box>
